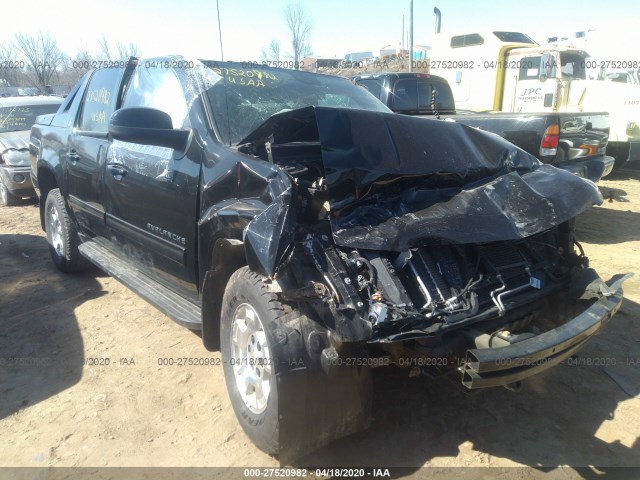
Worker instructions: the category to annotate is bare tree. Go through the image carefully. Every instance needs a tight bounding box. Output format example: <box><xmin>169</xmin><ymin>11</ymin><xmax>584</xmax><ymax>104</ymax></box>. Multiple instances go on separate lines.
<box><xmin>260</xmin><ymin>39</ymin><xmax>281</xmax><ymax>64</ymax></box>
<box><xmin>283</xmin><ymin>3</ymin><xmax>312</xmax><ymax>69</ymax></box>
<box><xmin>99</xmin><ymin>35</ymin><xmax>141</xmax><ymax>61</ymax></box>
<box><xmin>98</xmin><ymin>36</ymin><xmax>112</xmax><ymax>61</ymax></box>
<box><xmin>66</xmin><ymin>48</ymin><xmax>94</xmax><ymax>82</ymax></box>
<box><xmin>0</xmin><ymin>44</ymin><xmax>20</xmax><ymax>87</ymax></box>
<box><xmin>13</xmin><ymin>32</ymin><xmax>65</xmax><ymax>92</ymax></box>
<box><xmin>117</xmin><ymin>42</ymin><xmax>141</xmax><ymax>59</ymax></box>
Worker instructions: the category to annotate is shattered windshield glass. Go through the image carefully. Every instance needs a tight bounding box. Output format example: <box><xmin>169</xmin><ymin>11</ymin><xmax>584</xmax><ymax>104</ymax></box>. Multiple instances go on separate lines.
<box><xmin>202</xmin><ymin>62</ymin><xmax>390</xmax><ymax>145</ymax></box>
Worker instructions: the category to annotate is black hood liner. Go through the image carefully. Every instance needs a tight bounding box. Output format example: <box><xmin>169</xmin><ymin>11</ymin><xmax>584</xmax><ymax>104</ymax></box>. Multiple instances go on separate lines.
<box><xmin>242</xmin><ymin>106</ymin><xmax>602</xmax><ymax>256</ymax></box>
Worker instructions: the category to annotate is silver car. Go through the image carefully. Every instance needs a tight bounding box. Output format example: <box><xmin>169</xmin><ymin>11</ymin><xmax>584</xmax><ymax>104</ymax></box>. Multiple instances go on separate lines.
<box><xmin>0</xmin><ymin>96</ymin><xmax>62</xmax><ymax>206</ymax></box>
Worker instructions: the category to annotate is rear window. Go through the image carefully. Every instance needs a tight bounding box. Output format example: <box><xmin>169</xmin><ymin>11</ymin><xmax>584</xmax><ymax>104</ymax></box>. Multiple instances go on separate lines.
<box><xmin>0</xmin><ymin>103</ymin><xmax>61</xmax><ymax>133</ymax></box>
<box><xmin>392</xmin><ymin>78</ymin><xmax>455</xmax><ymax>112</ymax></box>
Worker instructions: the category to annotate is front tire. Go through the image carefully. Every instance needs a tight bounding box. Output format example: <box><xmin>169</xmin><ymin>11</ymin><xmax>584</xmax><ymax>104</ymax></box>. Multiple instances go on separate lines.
<box><xmin>220</xmin><ymin>266</ymin><xmax>301</xmax><ymax>455</ymax></box>
<box><xmin>44</xmin><ymin>188</ymin><xmax>90</xmax><ymax>273</ymax></box>
<box><xmin>0</xmin><ymin>177</ymin><xmax>19</xmax><ymax>206</ymax></box>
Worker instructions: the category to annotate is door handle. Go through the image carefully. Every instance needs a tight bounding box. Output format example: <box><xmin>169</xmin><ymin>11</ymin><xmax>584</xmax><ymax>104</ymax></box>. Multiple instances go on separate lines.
<box><xmin>107</xmin><ymin>163</ymin><xmax>127</xmax><ymax>178</ymax></box>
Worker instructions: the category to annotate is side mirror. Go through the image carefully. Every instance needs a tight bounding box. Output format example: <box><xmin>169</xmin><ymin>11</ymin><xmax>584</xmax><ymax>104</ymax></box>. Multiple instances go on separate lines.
<box><xmin>539</xmin><ymin>53</ymin><xmax>555</xmax><ymax>83</ymax></box>
<box><xmin>109</xmin><ymin>107</ymin><xmax>190</xmax><ymax>151</ymax></box>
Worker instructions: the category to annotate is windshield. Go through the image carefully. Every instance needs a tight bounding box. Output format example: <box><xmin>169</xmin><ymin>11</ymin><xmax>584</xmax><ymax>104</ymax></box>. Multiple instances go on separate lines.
<box><xmin>560</xmin><ymin>53</ymin><xmax>587</xmax><ymax>80</ymax></box>
<box><xmin>0</xmin><ymin>103</ymin><xmax>61</xmax><ymax>133</ymax></box>
<box><xmin>203</xmin><ymin>63</ymin><xmax>390</xmax><ymax>145</ymax></box>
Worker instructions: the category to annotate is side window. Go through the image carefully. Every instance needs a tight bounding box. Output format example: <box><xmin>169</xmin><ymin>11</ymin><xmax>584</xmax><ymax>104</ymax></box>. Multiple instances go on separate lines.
<box><xmin>123</xmin><ymin>66</ymin><xmax>189</xmax><ymax>129</ymax></box>
<box><xmin>79</xmin><ymin>68</ymin><xmax>123</xmax><ymax>133</ymax></box>
<box><xmin>52</xmin><ymin>72</ymin><xmax>89</xmax><ymax>128</ymax></box>
<box><xmin>519</xmin><ymin>56</ymin><xmax>557</xmax><ymax>80</ymax></box>
<box><xmin>519</xmin><ymin>56</ymin><xmax>541</xmax><ymax>80</ymax></box>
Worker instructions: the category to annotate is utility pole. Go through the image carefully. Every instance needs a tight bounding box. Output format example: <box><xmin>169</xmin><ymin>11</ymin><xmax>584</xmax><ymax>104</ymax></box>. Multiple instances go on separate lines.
<box><xmin>402</xmin><ymin>15</ymin><xmax>405</xmax><ymax>61</ymax></box>
<box><xmin>409</xmin><ymin>0</ymin><xmax>414</xmax><ymax>72</ymax></box>
<box><xmin>216</xmin><ymin>0</ymin><xmax>224</xmax><ymax>61</ymax></box>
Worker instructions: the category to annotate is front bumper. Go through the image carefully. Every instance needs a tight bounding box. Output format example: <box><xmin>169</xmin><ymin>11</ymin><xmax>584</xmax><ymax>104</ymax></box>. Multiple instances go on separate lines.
<box><xmin>462</xmin><ymin>274</ymin><xmax>630</xmax><ymax>389</ymax></box>
<box><xmin>560</xmin><ymin>155</ymin><xmax>615</xmax><ymax>182</ymax></box>
<box><xmin>0</xmin><ymin>165</ymin><xmax>35</xmax><ymax>196</ymax></box>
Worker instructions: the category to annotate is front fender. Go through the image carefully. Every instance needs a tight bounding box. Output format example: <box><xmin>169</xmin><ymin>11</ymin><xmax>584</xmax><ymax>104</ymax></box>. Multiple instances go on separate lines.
<box><xmin>201</xmin><ymin>238</ymin><xmax>246</xmax><ymax>351</ymax></box>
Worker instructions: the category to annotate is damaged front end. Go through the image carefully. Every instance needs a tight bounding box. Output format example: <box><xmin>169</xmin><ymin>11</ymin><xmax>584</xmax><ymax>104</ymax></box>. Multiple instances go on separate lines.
<box><xmin>236</xmin><ymin>105</ymin><xmax>630</xmax><ymax>392</ymax></box>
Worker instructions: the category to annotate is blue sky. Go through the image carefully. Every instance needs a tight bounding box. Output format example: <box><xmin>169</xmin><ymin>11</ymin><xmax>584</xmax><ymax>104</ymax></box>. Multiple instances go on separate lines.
<box><xmin>1</xmin><ymin>0</ymin><xmax>638</xmax><ymax>61</ymax></box>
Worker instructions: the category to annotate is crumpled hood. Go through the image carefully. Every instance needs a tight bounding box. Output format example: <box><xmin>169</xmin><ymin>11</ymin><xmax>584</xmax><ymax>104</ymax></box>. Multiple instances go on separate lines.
<box><xmin>242</xmin><ymin>106</ymin><xmax>602</xmax><ymax>253</ymax></box>
<box><xmin>312</xmin><ymin>107</ymin><xmax>602</xmax><ymax>250</ymax></box>
<box><xmin>0</xmin><ymin>130</ymin><xmax>30</xmax><ymax>151</ymax></box>
<box><xmin>0</xmin><ymin>130</ymin><xmax>30</xmax><ymax>166</ymax></box>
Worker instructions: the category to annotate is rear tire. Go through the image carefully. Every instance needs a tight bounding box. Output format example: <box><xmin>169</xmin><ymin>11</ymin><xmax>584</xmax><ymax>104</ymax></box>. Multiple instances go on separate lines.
<box><xmin>220</xmin><ymin>266</ymin><xmax>302</xmax><ymax>455</ymax></box>
<box><xmin>0</xmin><ymin>178</ymin><xmax>19</xmax><ymax>206</ymax></box>
<box><xmin>44</xmin><ymin>188</ymin><xmax>91</xmax><ymax>273</ymax></box>
<box><xmin>608</xmin><ymin>142</ymin><xmax>630</xmax><ymax>171</ymax></box>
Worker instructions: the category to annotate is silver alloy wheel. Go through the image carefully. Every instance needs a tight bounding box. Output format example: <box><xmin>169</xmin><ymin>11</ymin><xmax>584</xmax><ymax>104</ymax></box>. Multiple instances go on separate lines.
<box><xmin>0</xmin><ymin>180</ymin><xmax>7</xmax><ymax>205</ymax></box>
<box><xmin>48</xmin><ymin>204</ymin><xmax>64</xmax><ymax>255</ymax></box>
<box><xmin>231</xmin><ymin>303</ymin><xmax>272</xmax><ymax>414</ymax></box>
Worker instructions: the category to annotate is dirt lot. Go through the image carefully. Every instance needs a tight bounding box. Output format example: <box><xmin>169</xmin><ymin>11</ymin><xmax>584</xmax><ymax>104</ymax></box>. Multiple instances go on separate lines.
<box><xmin>1</xmin><ymin>174</ymin><xmax>639</xmax><ymax>478</ymax></box>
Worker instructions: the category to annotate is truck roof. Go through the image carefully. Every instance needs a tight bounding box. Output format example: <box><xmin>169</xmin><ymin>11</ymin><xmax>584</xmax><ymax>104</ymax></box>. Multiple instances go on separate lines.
<box><xmin>432</xmin><ymin>30</ymin><xmax>538</xmax><ymax>48</ymax></box>
<box><xmin>509</xmin><ymin>45</ymin><xmax>591</xmax><ymax>56</ymax></box>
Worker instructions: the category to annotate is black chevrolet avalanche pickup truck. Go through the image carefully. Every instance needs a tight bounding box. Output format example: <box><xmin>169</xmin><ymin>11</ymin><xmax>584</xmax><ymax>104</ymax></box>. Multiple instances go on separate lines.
<box><xmin>30</xmin><ymin>57</ymin><xmax>629</xmax><ymax>459</ymax></box>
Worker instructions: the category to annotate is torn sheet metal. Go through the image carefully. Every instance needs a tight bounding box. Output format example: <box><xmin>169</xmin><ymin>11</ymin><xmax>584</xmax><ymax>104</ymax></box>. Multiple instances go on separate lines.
<box><xmin>243</xmin><ymin>178</ymin><xmax>297</xmax><ymax>278</ymax></box>
<box><xmin>199</xmin><ymin>158</ymin><xmax>295</xmax><ymax>278</ymax></box>
<box><xmin>313</xmin><ymin>107</ymin><xmax>603</xmax><ymax>250</ymax></box>
<box><xmin>328</xmin><ymin>163</ymin><xmax>602</xmax><ymax>250</ymax></box>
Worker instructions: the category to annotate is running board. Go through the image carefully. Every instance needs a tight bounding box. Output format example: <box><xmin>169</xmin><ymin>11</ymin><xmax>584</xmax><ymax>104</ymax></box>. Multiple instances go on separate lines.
<box><xmin>78</xmin><ymin>241</ymin><xmax>202</xmax><ymax>330</ymax></box>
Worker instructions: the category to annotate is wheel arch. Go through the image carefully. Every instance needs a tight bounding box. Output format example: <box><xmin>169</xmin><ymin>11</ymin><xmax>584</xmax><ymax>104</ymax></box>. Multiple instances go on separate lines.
<box><xmin>37</xmin><ymin>166</ymin><xmax>59</xmax><ymax>230</ymax></box>
<box><xmin>201</xmin><ymin>237</ymin><xmax>247</xmax><ymax>351</ymax></box>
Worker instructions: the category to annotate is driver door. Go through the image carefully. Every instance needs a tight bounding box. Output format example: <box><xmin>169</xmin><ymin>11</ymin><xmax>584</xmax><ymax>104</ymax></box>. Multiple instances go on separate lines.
<box><xmin>103</xmin><ymin>65</ymin><xmax>202</xmax><ymax>298</ymax></box>
<box><xmin>510</xmin><ymin>53</ymin><xmax>560</xmax><ymax>113</ymax></box>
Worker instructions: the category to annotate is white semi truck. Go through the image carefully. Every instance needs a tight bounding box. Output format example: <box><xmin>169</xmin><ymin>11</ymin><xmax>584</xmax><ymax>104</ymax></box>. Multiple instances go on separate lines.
<box><xmin>429</xmin><ymin>31</ymin><xmax>640</xmax><ymax>168</ymax></box>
